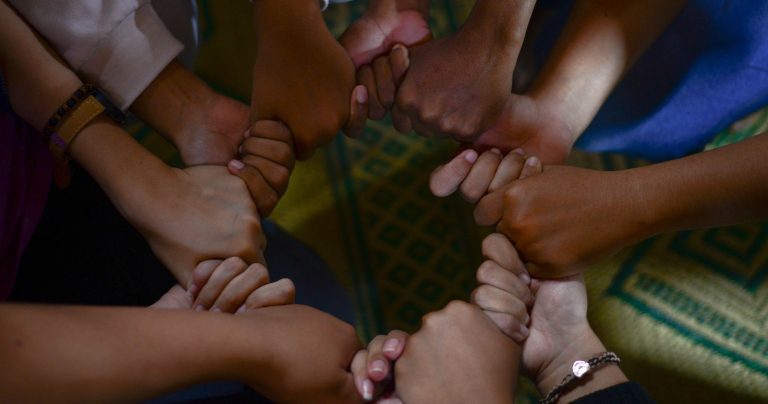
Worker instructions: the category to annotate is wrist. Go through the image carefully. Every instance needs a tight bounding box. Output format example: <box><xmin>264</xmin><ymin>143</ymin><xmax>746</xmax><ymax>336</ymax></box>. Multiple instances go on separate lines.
<box><xmin>535</xmin><ymin>327</ymin><xmax>628</xmax><ymax>403</ymax></box>
<box><xmin>131</xmin><ymin>60</ymin><xmax>215</xmax><ymax>150</ymax></box>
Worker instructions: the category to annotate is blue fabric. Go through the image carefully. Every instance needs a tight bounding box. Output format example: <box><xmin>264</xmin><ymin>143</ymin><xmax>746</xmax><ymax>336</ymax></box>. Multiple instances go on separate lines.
<box><xmin>532</xmin><ymin>0</ymin><xmax>768</xmax><ymax>162</ymax></box>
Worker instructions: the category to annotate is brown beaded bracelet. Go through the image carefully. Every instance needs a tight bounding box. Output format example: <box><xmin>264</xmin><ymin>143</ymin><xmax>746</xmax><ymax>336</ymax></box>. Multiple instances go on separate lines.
<box><xmin>540</xmin><ymin>352</ymin><xmax>621</xmax><ymax>404</ymax></box>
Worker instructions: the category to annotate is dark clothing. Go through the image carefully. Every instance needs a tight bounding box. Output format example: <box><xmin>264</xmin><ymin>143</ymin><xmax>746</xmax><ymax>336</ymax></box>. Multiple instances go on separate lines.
<box><xmin>573</xmin><ymin>382</ymin><xmax>655</xmax><ymax>404</ymax></box>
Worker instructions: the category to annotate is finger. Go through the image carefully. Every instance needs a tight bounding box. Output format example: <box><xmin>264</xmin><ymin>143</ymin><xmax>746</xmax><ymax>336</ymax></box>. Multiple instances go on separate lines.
<box><xmin>460</xmin><ymin>148</ymin><xmax>503</xmax><ymax>203</ymax></box>
<box><xmin>429</xmin><ymin>149</ymin><xmax>479</xmax><ymax>197</ymax></box>
<box><xmin>488</xmin><ymin>149</ymin><xmax>527</xmax><ymax>192</ymax></box>
<box><xmin>381</xmin><ymin>330</ymin><xmax>408</xmax><ymax>361</ymax></box>
<box><xmin>211</xmin><ymin>263</ymin><xmax>271</xmax><ymax>313</ymax></box>
<box><xmin>344</xmin><ymin>84</ymin><xmax>369</xmax><ymax>139</ymax></box>
<box><xmin>483</xmin><ymin>311</ymin><xmax>530</xmax><ymax>343</ymax></box>
<box><xmin>366</xmin><ymin>335</ymin><xmax>389</xmax><ymax>382</ymax></box>
<box><xmin>241</xmin><ymin>155</ymin><xmax>291</xmax><ymax>197</ymax></box>
<box><xmin>358</xmin><ymin>65</ymin><xmax>386</xmax><ymax>120</ymax></box>
<box><xmin>519</xmin><ymin>155</ymin><xmax>542</xmax><ymax>179</ymax></box>
<box><xmin>240</xmin><ymin>136</ymin><xmax>294</xmax><ymax>171</ymax></box>
<box><xmin>389</xmin><ymin>44</ymin><xmax>410</xmax><ymax>87</ymax></box>
<box><xmin>373</xmin><ymin>56</ymin><xmax>396</xmax><ymax>110</ymax></box>
<box><xmin>228</xmin><ymin>160</ymin><xmax>279</xmax><ymax>217</ymax></box>
<box><xmin>246</xmin><ymin>120</ymin><xmax>293</xmax><ymax>146</ymax></box>
<box><xmin>471</xmin><ymin>284</ymin><xmax>529</xmax><ymax>325</ymax></box>
<box><xmin>188</xmin><ymin>259</ymin><xmax>222</xmax><ymax>298</ymax></box>
<box><xmin>481</xmin><ymin>233</ymin><xmax>529</xmax><ymax>284</ymax></box>
<box><xmin>474</xmin><ymin>188</ymin><xmax>506</xmax><ymax>226</ymax></box>
<box><xmin>476</xmin><ymin>260</ymin><xmax>533</xmax><ymax>307</ymax></box>
<box><xmin>193</xmin><ymin>257</ymin><xmax>248</xmax><ymax>310</ymax></box>
<box><xmin>239</xmin><ymin>278</ymin><xmax>296</xmax><ymax>313</ymax></box>
<box><xmin>351</xmin><ymin>349</ymin><xmax>374</xmax><ymax>401</ymax></box>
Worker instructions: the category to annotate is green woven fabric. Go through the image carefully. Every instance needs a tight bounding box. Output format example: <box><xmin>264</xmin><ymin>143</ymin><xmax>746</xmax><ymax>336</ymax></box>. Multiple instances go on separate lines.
<box><xmin>131</xmin><ymin>2</ymin><xmax>768</xmax><ymax>402</ymax></box>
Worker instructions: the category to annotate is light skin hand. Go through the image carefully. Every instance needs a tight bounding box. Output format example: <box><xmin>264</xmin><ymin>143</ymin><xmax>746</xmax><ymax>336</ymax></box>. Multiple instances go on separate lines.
<box><xmin>395</xmin><ymin>301</ymin><xmax>518</xmax><ymax>404</ymax></box>
<box><xmin>351</xmin><ymin>330</ymin><xmax>408</xmax><ymax>402</ymax></box>
<box><xmin>393</xmin><ymin>0</ymin><xmax>536</xmax><ymax>140</ymax></box>
<box><xmin>186</xmin><ymin>258</ymin><xmax>295</xmax><ymax>313</ymax></box>
<box><xmin>430</xmin><ymin>147</ymin><xmax>542</xmax><ymax>202</ymax></box>
<box><xmin>472</xmin><ymin>233</ymin><xmax>534</xmax><ymax>343</ymax></box>
<box><xmin>340</xmin><ymin>0</ymin><xmax>430</xmax><ymax>124</ymax></box>
<box><xmin>227</xmin><ymin>120</ymin><xmax>295</xmax><ymax>217</ymax></box>
<box><xmin>521</xmin><ymin>274</ymin><xmax>628</xmax><ymax>401</ymax></box>
<box><xmin>250</xmin><ymin>0</ymin><xmax>356</xmax><ymax>160</ymax></box>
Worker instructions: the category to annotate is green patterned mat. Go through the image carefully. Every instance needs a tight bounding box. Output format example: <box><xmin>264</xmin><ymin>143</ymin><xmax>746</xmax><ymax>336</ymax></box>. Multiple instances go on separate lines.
<box><xmin>132</xmin><ymin>1</ymin><xmax>768</xmax><ymax>402</ymax></box>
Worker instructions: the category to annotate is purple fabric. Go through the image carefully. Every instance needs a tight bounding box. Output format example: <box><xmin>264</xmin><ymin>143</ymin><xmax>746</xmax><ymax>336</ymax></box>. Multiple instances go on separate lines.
<box><xmin>0</xmin><ymin>109</ymin><xmax>52</xmax><ymax>300</ymax></box>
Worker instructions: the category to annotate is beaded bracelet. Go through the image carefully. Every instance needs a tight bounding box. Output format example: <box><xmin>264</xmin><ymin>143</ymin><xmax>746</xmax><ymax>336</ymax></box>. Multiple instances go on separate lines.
<box><xmin>539</xmin><ymin>352</ymin><xmax>621</xmax><ymax>404</ymax></box>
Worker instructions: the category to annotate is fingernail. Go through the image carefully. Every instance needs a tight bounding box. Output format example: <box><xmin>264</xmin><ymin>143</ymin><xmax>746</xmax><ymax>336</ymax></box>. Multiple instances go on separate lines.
<box><xmin>382</xmin><ymin>338</ymin><xmax>400</xmax><ymax>355</ymax></box>
<box><xmin>211</xmin><ymin>307</ymin><xmax>222</xmax><ymax>313</ymax></box>
<box><xmin>520</xmin><ymin>272</ymin><xmax>531</xmax><ymax>285</ymax></box>
<box><xmin>355</xmin><ymin>86</ymin><xmax>367</xmax><ymax>104</ymax></box>
<box><xmin>513</xmin><ymin>148</ymin><xmax>525</xmax><ymax>155</ymax></box>
<box><xmin>187</xmin><ymin>284</ymin><xmax>198</xmax><ymax>298</ymax></box>
<box><xmin>464</xmin><ymin>149</ymin><xmax>478</xmax><ymax>164</ymax></box>
<box><xmin>244</xmin><ymin>129</ymin><xmax>250</xmax><ymax>139</ymax></box>
<box><xmin>490</xmin><ymin>148</ymin><xmax>502</xmax><ymax>155</ymax></box>
<box><xmin>370</xmin><ymin>359</ymin><xmax>387</xmax><ymax>377</ymax></box>
<box><xmin>238</xmin><ymin>144</ymin><xmax>244</xmax><ymax>155</ymax></box>
<box><xmin>228</xmin><ymin>159</ymin><xmax>245</xmax><ymax>171</ymax></box>
<box><xmin>194</xmin><ymin>304</ymin><xmax>205</xmax><ymax>312</ymax></box>
<box><xmin>393</xmin><ymin>43</ymin><xmax>406</xmax><ymax>52</ymax></box>
<box><xmin>526</xmin><ymin>156</ymin><xmax>540</xmax><ymax>167</ymax></box>
<box><xmin>362</xmin><ymin>378</ymin><xmax>374</xmax><ymax>401</ymax></box>
<box><xmin>236</xmin><ymin>304</ymin><xmax>246</xmax><ymax>314</ymax></box>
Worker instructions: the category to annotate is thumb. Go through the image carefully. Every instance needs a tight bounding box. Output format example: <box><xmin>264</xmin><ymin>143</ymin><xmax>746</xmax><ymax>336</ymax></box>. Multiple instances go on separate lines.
<box><xmin>474</xmin><ymin>188</ymin><xmax>505</xmax><ymax>226</ymax></box>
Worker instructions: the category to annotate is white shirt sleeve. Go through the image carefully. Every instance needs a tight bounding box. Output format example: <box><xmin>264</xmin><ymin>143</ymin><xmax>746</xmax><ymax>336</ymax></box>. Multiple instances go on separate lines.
<box><xmin>9</xmin><ymin>0</ymin><xmax>183</xmax><ymax>111</ymax></box>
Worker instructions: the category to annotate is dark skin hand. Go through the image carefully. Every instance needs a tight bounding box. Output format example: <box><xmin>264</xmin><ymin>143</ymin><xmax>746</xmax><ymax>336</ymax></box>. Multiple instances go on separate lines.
<box><xmin>393</xmin><ymin>0</ymin><xmax>537</xmax><ymax>140</ymax></box>
<box><xmin>250</xmin><ymin>0</ymin><xmax>356</xmax><ymax>160</ymax></box>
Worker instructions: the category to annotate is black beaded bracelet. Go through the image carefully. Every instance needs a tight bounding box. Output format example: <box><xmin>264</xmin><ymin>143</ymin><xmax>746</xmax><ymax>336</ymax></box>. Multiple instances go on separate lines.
<box><xmin>539</xmin><ymin>352</ymin><xmax>621</xmax><ymax>404</ymax></box>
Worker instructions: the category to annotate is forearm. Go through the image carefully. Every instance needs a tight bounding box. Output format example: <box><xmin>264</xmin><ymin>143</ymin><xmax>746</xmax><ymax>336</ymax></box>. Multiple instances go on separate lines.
<box><xmin>630</xmin><ymin>133</ymin><xmax>768</xmax><ymax>236</ymax></box>
<box><xmin>531</xmin><ymin>0</ymin><xmax>686</xmax><ymax>139</ymax></box>
<box><xmin>462</xmin><ymin>0</ymin><xmax>537</xmax><ymax>58</ymax></box>
<box><xmin>0</xmin><ymin>304</ymin><xmax>252</xmax><ymax>403</ymax></box>
<box><xmin>535</xmin><ymin>326</ymin><xmax>628</xmax><ymax>402</ymax></box>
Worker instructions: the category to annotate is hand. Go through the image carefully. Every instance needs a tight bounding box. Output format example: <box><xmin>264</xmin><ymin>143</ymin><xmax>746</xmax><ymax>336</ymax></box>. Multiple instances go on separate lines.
<box><xmin>187</xmin><ymin>258</ymin><xmax>295</xmax><ymax>313</ymax></box>
<box><xmin>393</xmin><ymin>31</ymin><xmax>512</xmax><ymax>139</ymax></box>
<box><xmin>340</xmin><ymin>0</ymin><xmax>430</xmax><ymax>68</ymax></box>
<box><xmin>472</xmin><ymin>234</ymin><xmax>533</xmax><ymax>343</ymax></box>
<box><xmin>227</xmin><ymin>120</ymin><xmax>295</xmax><ymax>217</ymax></box>
<box><xmin>473</xmin><ymin>94</ymin><xmax>578</xmax><ymax>165</ymax></box>
<box><xmin>392</xmin><ymin>0</ymin><xmax>537</xmax><ymax>140</ymax></box>
<box><xmin>149</xmin><ymin>285</ymin><xmax>192</xmax><ymax>310</ymax></box>
<box><xmin>351</xmin><ymin>330</ymin><xmax>408</xmax><ymax>402</ymax></box>
<box><xmin>474</xmin><ymin>166</ymin><xmax>648</xmax><ymax>277</ymax></box>
<box><xmin>430</xmin><ymin>148</ymin><xmax>542</xmax><ymax>202</ymax></box>
<box><xmin>251</xmin><ymin>1</ymin><xmax>356</xmax><ymax>160</ymax></box>
<box><xmin>395</xmin><ymin>301</ymin><xmax>517</xmax><ymax>404</ymax></box>
<box><xmin>340</xmin><ymin>0</ymin><xmax>430</xmax><ymax>124</ymax></box>
<box><xmin>241</xmin><ymin>305</ymin><xmax>361</xmax><ymax>404</ymax></box>
<box><xmin>131</xmin><ymin>165</ymin><xmax>266</xmax><ymax>286</ymax></box>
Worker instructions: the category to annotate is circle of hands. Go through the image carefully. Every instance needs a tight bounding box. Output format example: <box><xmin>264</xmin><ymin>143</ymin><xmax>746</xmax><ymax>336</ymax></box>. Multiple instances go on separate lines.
<box><xmin>149</xmin><ymin>3</ymin><xmax>617</xmax><ymax>403</ymax></box>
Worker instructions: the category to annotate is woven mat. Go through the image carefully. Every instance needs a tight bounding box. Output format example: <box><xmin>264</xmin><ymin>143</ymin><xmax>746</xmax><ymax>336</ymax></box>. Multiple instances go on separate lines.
<box><xmin>132</xmin><ymin>1</ymin><xmax>768</xmax><ymax>402</ymax></box>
